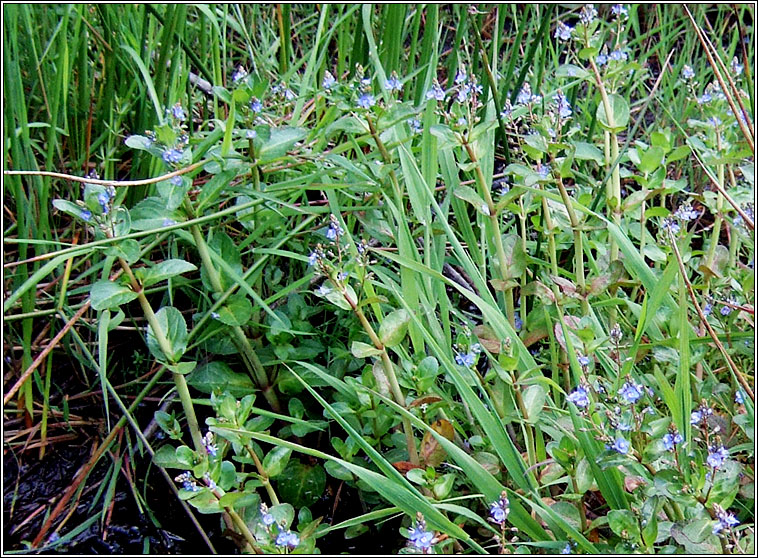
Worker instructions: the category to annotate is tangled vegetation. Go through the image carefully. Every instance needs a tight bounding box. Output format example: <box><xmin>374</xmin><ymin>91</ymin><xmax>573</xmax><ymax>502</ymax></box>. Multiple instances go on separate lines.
<box><xmin>3</xmin><ymin>4</ymin><xmax>754</xmax><ymax>554</ymax></box>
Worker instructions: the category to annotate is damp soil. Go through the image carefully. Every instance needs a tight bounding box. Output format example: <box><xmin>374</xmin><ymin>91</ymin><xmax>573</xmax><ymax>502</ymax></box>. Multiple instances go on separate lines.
<box><xmin>3</xmin><ymin>345</ymin><xmax>404</xmax><ymax>554</ymax></box>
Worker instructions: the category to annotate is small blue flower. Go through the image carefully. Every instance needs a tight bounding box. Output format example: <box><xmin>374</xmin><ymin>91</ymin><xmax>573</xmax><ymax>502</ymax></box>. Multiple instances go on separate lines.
<box><xmin>98</xmin><ymin>192</ymin><xmax>110</xmax><ymax>214</ymax></box>
<box><xmin>567</xmin><ymin>386</ymin><xmax>590</xmax><ymax>408</ymax></box>
<box><xmin>735</xmin><ymin>391</ymin><xmax>744</xmax><ymax>405</ymax></box>
<box><xmin>731</xmin><ymin>56</ymin><xmax>744</xmax><ymax>77</ymax></box>
<box><xmin>514</xmin><ymin>312</ymin><xmax>523</xmax><ymax>331</ymax></box>
<box><xmin>720</xmin><ymin>303</ymin><xmax>733</xmax><ymax>316</ymax></box>
<box><xmin>554</xmin><ymin>91</ymin><xmax>572</xmax><ymax>119</ymax></box>
<box><xmin>162</xmin><ymin>218</ymin><xmax>176</xmax><ymax>227</ymax></box>
<box><xmin>516</xmin><ymin>83</ymin><xmax>534</xmax><ymax>105</ymax></box>
<box><xmin>171</xmin><ymin>104</ymin><xmax>186</xmax><ymax>121</ymax></box>
<box><xmin>425</xmin><ymin>82</ymin><xmax>446</xmax><ymax>102</ymax></box>
<box><xmin>385</xmin><ymin>72</ymin><xmax>403</xmax><ymax>92</ymax></box>
<box><xmin>661</xmin><ymin>217</ymin><xmax>680</xmax><ymax>235</ymax></box>
<box><xmin>674</xmin><ymin>204</ymin><xmax>699</xmax><ymax>221</ymax></box>
<box><xmin>454</xmin><ymin>69</ymin><xmax>467</xmax><ymax>84</ymax></box>
<box><xmin>577</xmin><ymin>355</ymin><xmax>590</xmax><ymax>368</ymax></box>
<box><xmin>170</xmin><ymin>175</ymin><xmax>183</xmax><ymax>186</ymax></box>
<box><xmin>500</xmin><ymin>100</ymin><xmax>514</xmax><ymax>119</ymax></box>
<box><xmin>489</xmin><ymin>494</ymin><xmax>509</xmax><ymax>525</ymax></box>
<box><xmin>81</xmin><ymin>209</ymin><xmax>92</xmax><ymax>222</ymax></box>
<box><xmin>275</xmin><ymin>531</ymin><xmax>300</xmax><ymax>549</ymax></box>
<box><xmin>357</xmin><ymin>93</ymin><xmax>376</xmax><ymax>109</ymax></box>
<box><xmin>246</xmin><ymin>129</ymin><xmax>257</xmax><ymax>139</ymax></box>
<box><xmin>579</xmin><ymin>4</ymin><xmax>597</xmax><ymax>25</ymax></box>
<box><xmin>612</xmin><ymin>437</ymin><xmax>630</xmax><ymax>454</ymax></box>
<box><xmin>610</xmin><ymin>50</ymin><xmax>628</xmax><ymax>62</ymax></box>
<box><xmin>690</xmin><ymin>409</ymin><xmax>704</xmax><ymax>425</ymax></box>
<box><xmin>708</xmin><ymin>116</ymin><xmax>722</xmax><ymax>128</ymax></box>
<box><xmin>612</xmin><ymin>4</ymin><xmax>628</xmax><ymax>18</ymax></box>
<box><xmin>713</xmin><ymin>509</ymin><xmax>740</xmax><ymax>535</ymax></box>
<box><xmin>308</xmin><ymin>251</ymin><xmax>319</xmax><ymax>266</ymax></box>
<box><xmin>162</xmin><ymin>148</ymin><xmax>183</xmax><ymax>165</ymax></box>
<box><xmin>682</xmin><ymin>65</ymin><xmax>695</xmax><ymax>80</ymax></box>
<box><xmin>596</xmin><ymin>54</ymin><xmax>608</xmax><ymax>67</ymax></box>
<box><xmin>456</xmin><ymin>85</ymin><xmax>471</xmax><ymax>103</ymax></box>
<box><xmin>203</xmin><ymin>432</ymin><xmax>218</xmax><ymax>457</ymax></box>
<box><xmin>663</xmin><ymin>432</ymin><xmax>683</xmax><ymax>451</ymax></box>
<box><xmin>703</xmin><ymin>302</ymin><xmax>713</xmax><ymax>316</ymax></box>
<box><xmin>326</xmin><ymin>219</ymin><xmax>344</xmax><ymax>240</ymax></box>
<box><xmin>618</xmin><ymin>381</ymin><xmax>644</xmax><ymax>404</ymax></box>
<box><xmin>322</xmin><ymin>70</ymin><xmax>337</xmax><ymax>90</ymax></box>
<box><xmin>231</xmin><ymin>66</ymin><xmax>248</xmax><ymax>83</ymax></box>
<box><xmin>262</xmin><ymin>512</ymin><xmax>275</xmax><ymax>526</ymax></box>
<box><xmin>408</xmin><ymin>524</ymin><xmax>435</xmax><ymax>551</ymax></box>
<box><xmin>407</xmin><ymin>118</ymin><xmax>422</xmax><ymax>133</ymax></box>
<box><xmin>554</xmin><ymin>21</ymin><xmax>573</xmax><ymax>42</ymax></box>
<box><xmin>707</xmin><ymin>445</ymin><xmax>729</xmax><ymax>469</ymax></box>
<box><xmin>337</xmin><ymin>271</ymin><xmax>348</xmax><ymax>282</ymax></box>
<box><xmin>455</xmin><ymin>351</ymin><xmax>476</xmax><ymax>368</ymax></box>
<box><xmin>561</xmin><ymin>542</ymin><xmax>572</xmax><ymax>554</ymax></box>
<box><xmin>211</xmin><ymin>311</ymin><xmax>220</xmax><ymax>319</ymax></box>
<box><xmin>250</xmin><ymin>98</ymin><xmax>263</xmax><ymax>113</ymax></box>
<box><xmin>697</xmin><ymin>93</ymin><xmax>712</xmax><ymax>105</ymax></box>
<box><xmin>535</xmin><ymin>163</ymin><xmax>551</xmax><ymax>180</ymax></box>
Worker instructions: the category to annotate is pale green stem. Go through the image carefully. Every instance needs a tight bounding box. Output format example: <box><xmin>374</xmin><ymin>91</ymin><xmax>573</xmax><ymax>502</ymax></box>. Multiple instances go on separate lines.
<box><xmin>247</xmin><ymin>445</ymin><xmax>281</xmax><ymax>506</ymax></box>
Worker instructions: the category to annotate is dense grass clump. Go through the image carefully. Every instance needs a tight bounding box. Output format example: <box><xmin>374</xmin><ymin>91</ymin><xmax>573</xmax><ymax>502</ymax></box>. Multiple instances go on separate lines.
<box><xmin>3</xmin><ymin>4</ymin><xmax>754</xmax><ymax>554</ymax></box>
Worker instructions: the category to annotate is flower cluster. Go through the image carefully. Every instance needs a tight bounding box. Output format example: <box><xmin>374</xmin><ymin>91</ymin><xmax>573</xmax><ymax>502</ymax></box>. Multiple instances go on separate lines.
<box><xmin>579</xmin><ymin>4</ymin><xmax>597</xmax><ymax>25</ymax></box>
<box><xmin>455</xmin><ymin>343</ymin><xmax>481</xmax><ymax>368</ymax></box>
<box><xmin>618</xmin><ymin>380</ymin><xmax>644</xmax><ymax>405</ymax></box>
<box><xmin>690</xmin><ymin>402</ymin><xmax>713</xmax><ymax>427</ymax></box>
<box><xmin>175</xmin><ymin>471</ymin><xmax>199</xmax><ymax>492</ymax></box>
<box><xmin>707</xmin><ymin>445</ymin><xmax>730</xmax><ymax>469</ymax></box>
<box><xmin>674</xmin><ymin>203</ymin><xmax>699</xmax><ymax>221</ymax></box>
<box><xmin>406</xmin><ymin>514</ymin><xmax>437</xmax><ymax>553</ymax></box>
<box><xmin>662</xmin><ymin>428</ymin><xmax>683</xmax><ymax>451</ymax></box>
<box><xmin>567</xmin><ymin>385</ymin><xmax>590</xmax><ymax>408</ymax></box>
<box><xmin>385</xmin><ymin>71</ymin><xmax>403</xmax><ymax>93</ymax></box>
<box><xmin>712</xmin><ymin>504</ymin><xmax>740</xmax><ymax>536</ymax></box>
<box><xmin>202</xmin><ymin>431</ymin><xmax>218</xmax><ymax>457</ymax></box>
<box><xmin>489</xmin><ymin>492</ymin><xmax>510</xmax><ymax>526</ymax></box>
<box><xmin>271</xmin><ymin>82</ymin><xmax>296</xmax><ymax>101</ymax></box>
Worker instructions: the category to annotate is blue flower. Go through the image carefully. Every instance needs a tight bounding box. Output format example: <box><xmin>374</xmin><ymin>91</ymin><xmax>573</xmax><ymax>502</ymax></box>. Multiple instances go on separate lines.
<box><xmin>577</xmin><ymin>355</ymin><xmax>590</xmax><ymax>368</ymax></box>
<box><xmin>454</xmin><ymin>70</ymin><xmax>467</xmax><ymax>84</ymax></box>
<box><xmin>357</xmin><ymin>93</ymin><xmax>375</xmax><ymax>109</ymax></box>
<box><xmin>516</xmin><ymin>83</ymin><xmax>534</xmax><ymax>105</ymax></box>
<box><xmin>682</xmin><ymin>65</ymin><xmax>695</xmax><ymax>80</ymax></box>
<box><xmin>456</xmin><ymin>85</ymin><xmax>471</xmax><ymax>103</ymax></box>
<box><xmin>735</xmin><ymin>391</ymin><xmax>744</xmax><ymax>405</ymax></box>
<box><xmin>385</xmin><ymin>72</ymin><xmax>403</xmax><ymax>92</ymax></box>
<box><xmin>612</xmin><ymin>4</ymin><xmax>628</xmax><ymax>18</ymax></box>
<box><xmin>690</xmin><ymin>409</ymin><xmax>703</xmax><ymax>425</ymax></box>
<box><xmin>97</xmin><ymin>192</ymin><xmax>110</xmax><ymax>214</ymax></box>
<box><xmin>322</xmin><ymin>70</ymin><xmax>337</xmax><ymax>90</ymax></box>
<box><xmin>170</xmin><ymin>175</ymin><xmax>183</xmax><ymax>186</ymax></box>
<box><xmin>407</xmin><ymin>118</ymin><xmax>422</xmax><ymax>133</ymax></box>
<box><xmin>535</xmin><ymin>163</ymin><xmax>551</xmax><ymax>180</ymax></box>
<box><xmin>567</xmin><ymin>386</ymin><xmax>590</xmax><ymax>408</ymax></box>
<box><xmin>618</xmin><ymin>381</ymin><xmax>644</xmax><ymax>404</ymax></box>
<box><xmin>697</xmin><ymin>93</ymin><xmax>712</xmax><ymax>105</ymax></box>
<box><xmin>275</xmin><ymin>531</ymin><xmax>300</xmax><ymax>549</ymax></box>
<box><xmin>203</xmin><ymin>432</ymin><xmax>218</xmax><ymax>457</ymax></box>
<box><xmin>408</xmin><ymin>524</ymin><xmax>435</xmax><ymax>551</ymax></box>
<box><xmin>703</xmin><ymin>302</ymin><xmax>713</xmax><ymax>316</ymax></box>
<box><xmin>674</xmin><ymin>204</ymin><xmax>699</xmax><ymax>221</ymax></box>
<box><xmin>425</xmin><ymin>82</ymin><xmax>446</xmax><ymax>102</ymax></box>
<box><xmin>707</xmin><ymin>445</ymin><xmax>729</xmax><ymax>469</ymax></box>
<box><xmin>731</xmin><ymin>56</ymin><xmax>744</xmax><ymax>77</ymax></box>
<box><xmin>81</xmin><ymin>209</ymin><xmax>92</xmax><ymax>222</ymax></box>
<box><xmin>713</xmin><ymin>509</ymin><xmax>740</xmax><ymax>535</ymax></box>
<box><xmin>554</xmin><ymin>91</ymin><xmax>572</xmax><ymax>119</ymax></box>
<box><xmin>232</xmin><ymin>66</ymin><xmax>248</xmax><ymax>83</ymax></box>
<box><xmin>554</xmin><ymin>21</ymin><xmax>573</xmax><ymax>42</ymax></box>
<box><xmin>171</xmin><ymin>104</ymin><xmax>186</xmax><ymax>121</ymax></box>
<box><xmin>246</xmin><ymin>129</ymin><xmax>257</xmax><ymax>139</ymax></box>
<box><xmin>337</xmin><ymin>271</ymin><xmax>348</xmax><ymax>282</ymax></box>
<box><xmin>250</xmin><ymin>98</ymin><xmax>263</xmax><ymax>113</ymax></box>
<box><xmin>500</xmin><ymin>100</ymin><xmax>514</xmax><ymax>119</ymax></box>
<box><xmin>612</xmin><ymin>437</ymin><xmax>630</xmax><ymax>454</ymax></box>
<box><xmin>308</xmin><ymin>251</ymin><xmax>319</xmax><ymax>266</ymax></box>
<box><xmin>489</xmin><ymin>494</ymin><xmax>509</xmax><ymax>525</ymax></box>
<box><xmin>661</xmin><ymin>217</ymin><xmax>680</xmax><ymax>235</ymax></box>
<box><xmin>163</xmin><ymin>218</ymin><xmax>176</xmax><ymax>227</ymax></box>
<box><xmin>663</xmin><ymin>432</ymin><xmax>683</xmax><ymax>451</ymax></box>
<box><xmin>720</xmin><ymin>304</ymin><xmax>732</xmax><ymax>316</ymax></box>
<box><xmin>596</xmin><ymin>54</ymin><xmax>608</xmax><ymax>67</ymax></box>
<box><xmin>162</xmin><ymin>148</ymin><xmax>183</xmax><ymax>165</ymax></box>
<box><xmin>455</xmin><ymin>351</ymin><xmax>476</xmax><ymax>368</ymax></box>
<box><xmin>579</xmin><ymin>4</ymin><xmax>597</xmax><ymax>25</ymax></box>
<box><xmin>610</xmin><ymin>50</ymin><xmax>628</xmax><ymax>62</ymax></box>
<box><xmin>326</xmin><ymin>219</ymin><xmax>344</xmax><ymax>240</ymax></box>
<box><xmin>262</xmin><ymin>512</ymin><xmax>275</xmax><ymax>526</ymax></box>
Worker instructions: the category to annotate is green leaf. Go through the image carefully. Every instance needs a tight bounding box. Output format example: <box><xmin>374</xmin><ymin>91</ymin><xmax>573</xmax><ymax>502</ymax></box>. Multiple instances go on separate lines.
<box><xmin>638</xmin><ymin>146</ymin><xmax>665</xmax><ymax>174</ymax></box>
<box><xmin>263</xmin><ymin>446</ymin><xmax>293</xmax><ymax>478</ymax></box>
<box><xmin>141</xmin><ymin>259</ymin><xmax>197</xmax><ymax>288</ymax></box>
<box><xmin>258</xmin><ymin>127</ymin><xmax>306</xmax><ymax>162</ymax></box>
<box><xmin>454</xmin><ymin>185</ymin><xmax>491</xmax><ymax>216</ymax></box>
<box><xmin>351</xmin><ymin>341</ymin><xmax>382</xmax><ymax>358</ymax></box>
<box><xmin>379</xmin><ymin>309</ymin><xmax>411</xmax><ymax>347</ymax></box>
<box><xmin>104</xmin><ymin>239</ymin><xmax>141</xmax><ymax>264</ymax></box>
<box><xmin>188</xmin><ymin>362</ymin><xmax>255</xmax><ymax>398</ymax></box>
<box><xmin>608</xmin><ymin>509</ymin><xmax>640</xmax><ymax>541</ymax></box>
<box><xmin>165</xmin><ymin>361</ymin><xmax>196</xmax><ymax>375</ymax></box>
<box><xmin>501</xmin><ymin>234</ymin><xmax>527</xmax><ymax>279</ymax></box>
<box><xmin>90</xmin><ymin>280</ymin><xmax>138</xmax><ymax>311</ymax></box>
<box><xmin>124</xmin><ymin>134</ymin><xmax>154</xmax><ymax>151</ymax></box>
<box><xmin>522</xmin><ymin>384</ymin><xmax>547</xmax><ymax>424</ymax></box>
<box><xmin>572</xmin><ymin>141</ymin><xmax>604</xmax><ymax>164</ymax></box>
<box><xmin>275</xmin><ymin>459</ymin><xmax>326</xmax><ymax>508</ymax></box>
<box><xmin>153</xmin><ymin>444</ymin><xmax>184</xmax><ymax>469</ymax></box>
<box><xmin>146</xmin><ymin>306</ymin><xmax>188</xmax><ymax>363</ymax></box>
<box><xmin>215</xmin><ymin>294</ymin><xmax>253</xmax><ymax>326</ymax></box>
<box><xmin>596</xmin><ymin>93</ymin><xmax>629</xmax><ymax>132</ymax></box>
